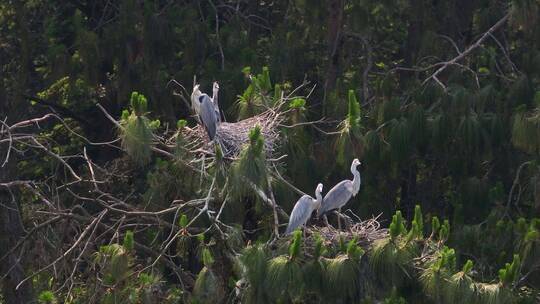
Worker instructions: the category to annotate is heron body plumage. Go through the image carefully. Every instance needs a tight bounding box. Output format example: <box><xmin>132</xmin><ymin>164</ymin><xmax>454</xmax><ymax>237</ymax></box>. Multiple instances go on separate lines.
<box><xmin>198</xmin><ymin>94</ymin><xmax>217</xmax><ymax>140</ymax></box>
<box><xmin>285</xmin><ymin>183</ymin><xmax>323</xmax><ymax>234</ymax></box>
<box><xmin>191</xmin><ymin>83</ymin><xmax>219</xmax><ymax>141</ymax></box>
<box><xmin>318</xmin><ymin>159</ymin><xmax>361</xmax><ymax>217</ymax></box>
<box><xmin>318</xmin><ymin>180</ymin><xmax>353</xmax><ymax>215</ymax></box>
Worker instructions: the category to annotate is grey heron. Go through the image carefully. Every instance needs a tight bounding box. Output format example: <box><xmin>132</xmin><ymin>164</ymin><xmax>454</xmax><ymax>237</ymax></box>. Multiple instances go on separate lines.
<box><xmin>191</xmin><ymin>84</ymin><xmax>218</xmax><ymax>140</ymax></box>
<box><xmin>285</xmin><ymin>183</ymin><xmax>324</xmax><ymax>235</ymax></box>
<box><xmin>318</xmin><ymin>158</ymin><xmax>361</xmax><ymax>229</ymax></box>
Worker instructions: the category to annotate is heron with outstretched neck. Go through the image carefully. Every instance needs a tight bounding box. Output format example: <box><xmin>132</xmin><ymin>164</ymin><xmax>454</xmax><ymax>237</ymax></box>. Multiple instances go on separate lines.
<box><xmin>285</xmin><ymin>183</ymin><xmax>324</xmax><ymax>235</ymax></box>
<box><xmin>318</xmin><ymin>159</ymin><xmax>361</xmax><ymax>230</ymax></box>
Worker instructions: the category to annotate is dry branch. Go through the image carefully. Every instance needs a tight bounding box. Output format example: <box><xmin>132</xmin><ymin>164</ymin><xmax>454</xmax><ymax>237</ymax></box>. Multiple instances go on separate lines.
<box><xmin>423</xmin><ymin>13</ymin><xmax>510</xmax><ymax>88</ymax></box>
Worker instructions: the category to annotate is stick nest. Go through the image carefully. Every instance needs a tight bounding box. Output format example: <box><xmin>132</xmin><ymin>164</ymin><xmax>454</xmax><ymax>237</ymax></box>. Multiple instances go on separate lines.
<box><xmin>306</xmin><ymin>218</ymin><xmax>388</xmax><ymax>249</ymax></box>
<box><xmin>182</xmin><ymin>109</ymin><xmax>284</xmax><ymax>158</ymax></box>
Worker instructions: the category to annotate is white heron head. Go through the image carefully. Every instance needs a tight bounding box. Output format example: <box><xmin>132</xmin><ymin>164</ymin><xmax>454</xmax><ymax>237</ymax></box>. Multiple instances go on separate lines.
<box><xmin>316</xmin><ymin>183</ymin><xmax>323</xmax><ymax>194</ymax></box>
<box><xmin>192</xmin><ymin>84</ymin><xmax>201</xmax><ymax>96</ymax></box>
<box><xmin>213</xmin><ymin>81</ymin><xmax>219</xmax><ymax>91</ymax></box>
<box><xmin>352</xmin><ymin>158</ymin><xmax>361</xmax><ymax>167</ymax></box>
<box><xmin>315</xmin><ymin>183</ymin><xmax>324</xmax><ymax>209</ymax></box>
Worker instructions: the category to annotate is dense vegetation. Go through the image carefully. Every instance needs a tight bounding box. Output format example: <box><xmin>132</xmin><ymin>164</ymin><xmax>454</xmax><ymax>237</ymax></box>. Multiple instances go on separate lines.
<box><xmin>1</xmin><ymin>0</ymin><xmax>540</xmax><ymax>303</ymax></box>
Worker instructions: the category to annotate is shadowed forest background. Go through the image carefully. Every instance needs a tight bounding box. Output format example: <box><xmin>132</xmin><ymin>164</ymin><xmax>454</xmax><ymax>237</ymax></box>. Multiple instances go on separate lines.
<box><xmin>1</xmin><ymin>0</ymin><xmax>540</xmax><ymax>303</ymax></box>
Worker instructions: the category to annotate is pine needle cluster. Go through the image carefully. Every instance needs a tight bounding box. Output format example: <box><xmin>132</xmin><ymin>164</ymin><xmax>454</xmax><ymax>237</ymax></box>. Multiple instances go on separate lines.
<box><xmin>231</xmin><ymin>125</ymin><xmax>268</xmax><ymax>196</ymax></box>
<box><xmin>119</xmin><ymin>91</ymin><xmax>160</xmax><ymax>166</ymax></box>
<box><xmin>237</xmin><ymin>66</ymin><xmax>274</xmax><ymax>119</ymax></box>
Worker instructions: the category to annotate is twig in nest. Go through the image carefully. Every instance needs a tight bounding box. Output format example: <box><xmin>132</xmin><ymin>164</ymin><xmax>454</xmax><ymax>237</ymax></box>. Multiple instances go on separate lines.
<box><xmin>306</xmin><ymin>217</ymin><xmax>388</xmax><ymax>248</ymax></box>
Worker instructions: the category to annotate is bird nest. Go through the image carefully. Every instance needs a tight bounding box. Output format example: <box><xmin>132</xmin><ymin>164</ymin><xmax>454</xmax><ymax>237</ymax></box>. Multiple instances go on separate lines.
<box><xmin>305</xmin><ymin>217</ymin><xmax>388</xmax><ymax>249</ymax></box>
<box><xmin>181</xmin><ymin>109</ymin><xmax>284</xmax><ymax>158</ymax></box>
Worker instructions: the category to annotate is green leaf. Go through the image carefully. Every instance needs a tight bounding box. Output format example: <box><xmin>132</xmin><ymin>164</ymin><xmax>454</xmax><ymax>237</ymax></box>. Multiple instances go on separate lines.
<box><xmin>177</xmin><ymin>119</ymin><xmax>187</xmax><ymax>129</ymax></box>
<box><xmin>123</xmin><ymin>230</ymin><xmax>134</xmax><ymax>251</ymax></box>
<box><xmin>179</xmin><ymin>214</ymin><xmax>188</xmax><ymax>228</ymax></box>
<box><xmin>202</xmin><ymin>248</ymin><xmax>214</xmax><ymax>267</ymax></box>
<box><xmin>289</xmin><ymin>98</ymin><xmax>306</xmax><ymax>109</ymax></box>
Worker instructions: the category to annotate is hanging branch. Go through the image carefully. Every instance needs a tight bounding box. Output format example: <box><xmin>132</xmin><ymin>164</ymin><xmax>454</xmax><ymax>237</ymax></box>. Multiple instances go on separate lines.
<box><xmin>423</xmin><ymin>13</ymin><xmax>511</xmax><ymax>89</ymax></box>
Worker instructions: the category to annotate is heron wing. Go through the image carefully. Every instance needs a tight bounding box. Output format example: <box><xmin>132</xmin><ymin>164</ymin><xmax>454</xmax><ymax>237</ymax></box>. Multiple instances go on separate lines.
<box><xmin>285</xmin><ymin>195</ymin><xmax>315</xmax><ymax>234</ymax></box>
<box><xmin>199</xmin><ymin>94</ymin><xmax>217</xmax><ymax>140</ymax></box>
<box><xmin>319</xmin><ymin>180</ymin><xmax>353</xmax><ymax>214</ymax></box>
<box><xmin>191</xmin><ymin>92</ymin><xmax>201</xmax><ymax>116</ymax></box>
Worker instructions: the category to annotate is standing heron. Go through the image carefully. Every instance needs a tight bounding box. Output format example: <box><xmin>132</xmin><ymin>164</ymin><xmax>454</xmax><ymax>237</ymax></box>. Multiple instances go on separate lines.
<box><xmin>191</xmin><ymin>84</ymin><xmax>218</xmax><ymax>140</ymax></box>
<box><xmin>285</xmin><ymin>183</ymin><xmax>324</xmax><ymax>235</ymax></box>
<box><xmin>318</xmin><ymin>159</ymin><xmax>361</xmax><ymax>229</ymax></box>
<box><xmin>212</xmin><ymin>81</ymin><xmax>222</xmax><ymax>123</ymax></box>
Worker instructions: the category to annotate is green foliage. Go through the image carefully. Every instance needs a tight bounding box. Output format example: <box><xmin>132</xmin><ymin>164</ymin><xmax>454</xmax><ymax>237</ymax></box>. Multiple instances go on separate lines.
<box><xmin>130</xmin><ymin>91</ymin><xmax>148</xmax><ymax>116</ymax></box>
<box><xmin>420</xmin><ymin>246</ymin><xmax>456</xmax><ymax>302</ymax></box>
<box><xmin>237</xmin><ymin>66</ymin><xmax>274</xmax><ymax>119</ymax></box>
<box><xmin>176</xmin><ymin>119</ymin><xmax>187</xmax><ymax>129</ymax></box>
<box><xmin>439</xmin><ymin>220</ymin><xmax>450</xmax><ymax>242</ymax></box>
<box><xmin>325</xmin><ymin>254</ymin><xmax>362</xmax><ymax>300</ymax></box>
<box><xmin>431</xmin><ymin>216</ymin><xmax>441</xmax><ymax>237</ymax></box>
<box><xmin>179</xmin><ymin>214</ymin><xmax>188</xmax><ymax>228</ymax></box>
<box><xmin>313</xmin><ymin>233</ymin><xmax>326</xmax><ymax>259</ymax></box>
<box><xmin>266</xmin><ymin>255</ymin><xmax>303</xmax><ymax>302</ymax></box>
<box><xmin>38</xmin><ymin>291</ymin><xmax>57</xmax><ymax>304</ymax></box>
<box><xmin>364</xmin><ymin>129</ymin><xmax>382</xmax><ymax>164</ymax></box>
<box><xmin>457</xmin><ymin>111</ymin><xmax>482</xmax><ymax>155</ymax></box>
<box><xmin>390</xmin><ymin>210</ymin><xmax>407</xmax><ymax>239</ymax></box>
<box><xmin>382</xmin><ymin>288</ymin><xmax>407</xmax><ymax>304</ymax></box>
<box><xmin>499</xmin><ymin>254</ymin><xmax>521</xmax><ymax>287</ymax></box>
<box><xmin>237</xmin><ymin>245</ymin><xmax>269</xmax><ymax>302</ymax></box>
<box><xmin>192</xmin><ymin>267</ymin><xmax>225</xmax><ymax>304</ymax></box>
<box><xmin>289</xmin><ymin>230</ymin><xmax>302</xmax><ymax>260</ymax></box>
<box><xmin>95</xmin><ymin>244</ymin><xmax>131</xmax><ymax>286</ymax></box>
<box><xmin>346</xmin><ymin>237</ymin><xmax>365</xmax><ymax>261</ymax></box>
<box><xmin>202</xmin><ymin>248</ymin><xmax>215</xmax><ymax>267</ymax></box>
<box><xmin>463</xmin><ymin>259</ymin><xmax>474</xmax><ymax>274</ymax></box>
<box><xmin>408</xmin><ymin>205</ymin><xmax>424</xmax><ymax>240</ymax></box>
<box><xmin>4</xmin><ymin>1</ymin><xmax>540</xmax><ymax>303</ymax></box>
<box><xmin>347</xmin><ymin>89</ymin><xmax>361</xmax><ymax>132</ymax></box>
<box><xmin>119</xmin><ymin>93</ymin><xmax>154</xmax><ymax>166</ymax></box>
<box><xmin>512</xmin><ymin>106</ymin><xmax>540</xmax><ymax>155</ymax></box>
<box><xmin>336</xmin><ymin>89</ymin><xmax>364</xmax><ymax>165</ymax></box>
<box><xmin>370</xmin><ymin>236</ymin><xmax>416</xmax><ymax>288</ymax></box>
<box><xmin>231</xmin><ymin>125</ymin><xmax>268</xmax><ymax>196</ymax></box>
<box><xmin>123</xmin><ymin>230</ymin><xmax>134</xmax><ymax>252</ymax></box>
<box><xmin>302</xmin><ymin>234</ymin><xmax>327</xmax><ymax>296</ymax></box>
<box><xmin>510</xmin><ymin>0</ymin><xmax>539</xmax><ymax>30</ymax></box>
<box><xmin>388</xmin><ymin>118</ymin><xmax>411</xmax><ymax>163</ymax></box>
<box><xmin>289</xmin><ymin>97</ymin><xmax>306</xmax><ymax>109</ymax></box>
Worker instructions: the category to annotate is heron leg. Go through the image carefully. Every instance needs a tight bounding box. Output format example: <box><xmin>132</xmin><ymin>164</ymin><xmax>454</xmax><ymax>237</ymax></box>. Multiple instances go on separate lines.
<box><xmin>337</xmin><ymin>208</ymin><xmax>342</xmax><ymax>231</ymax></box>
<box><xmin>323</xmin><ymin>214</ymin><xmax>330</xmax><ymax>228</ymax></box>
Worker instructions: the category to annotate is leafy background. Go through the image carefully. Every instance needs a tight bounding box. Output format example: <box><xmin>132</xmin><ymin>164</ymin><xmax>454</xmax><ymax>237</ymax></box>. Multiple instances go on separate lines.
<box><xmin>1</xmin><ymin>0</ymin><xmax>540</xmax><ymax>303</ymax></box>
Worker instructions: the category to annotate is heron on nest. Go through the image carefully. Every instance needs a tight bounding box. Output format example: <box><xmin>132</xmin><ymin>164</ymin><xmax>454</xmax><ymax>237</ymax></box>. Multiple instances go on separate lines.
<box><xmin>191</xmin><ymin>83</ymin><xmax>219</xmax><ymax>141</ymax></box>
<box><xmin>318</xmin><ymin>158</ymin><xmax>361</xmax><ymax>229</ymax></box>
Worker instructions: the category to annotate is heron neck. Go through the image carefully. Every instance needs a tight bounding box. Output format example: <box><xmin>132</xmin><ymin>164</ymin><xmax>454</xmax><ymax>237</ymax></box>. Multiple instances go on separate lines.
<box><xmin>212</xmin><ymin>89</ymin><xmax>219</xmax><ymax>105</ymax></box>
<box><xmin>314</xmin><ymin>190</ymin><xmax>323</xmax><ymax>208</ymax></box>
<box><xmin>351</xmin><ymin>166</ymin><xmax>361</xmax><ymax>196</ymax></box>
